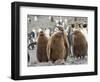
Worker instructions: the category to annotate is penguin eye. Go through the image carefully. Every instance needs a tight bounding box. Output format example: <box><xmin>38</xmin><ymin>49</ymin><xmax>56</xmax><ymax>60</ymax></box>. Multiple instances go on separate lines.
<box><xmin>83</xmin><ymin>24</ymin><xmax>87</xmax><ymax>28</ymax></box>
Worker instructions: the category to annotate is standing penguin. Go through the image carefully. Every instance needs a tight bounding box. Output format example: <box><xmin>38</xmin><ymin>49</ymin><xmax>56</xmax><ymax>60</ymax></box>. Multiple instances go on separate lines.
<box><xmin>47</xmin><ymin>31</ymin><xmax>68</xmax><ymax>63</ymax></box>
<box><xmin>72</xmin><ymin>30</ymin><xmax>88</xmax><ymax>58</ymax></box>
<box><xmin>57</xmin><ymin>26</ymin><xmax>69</xmax><ymax>61</ymax></box>
<box><xmin>37</xmin><ymin>31</ymin><xmax>48</xmax><ymax>62</ymax></box>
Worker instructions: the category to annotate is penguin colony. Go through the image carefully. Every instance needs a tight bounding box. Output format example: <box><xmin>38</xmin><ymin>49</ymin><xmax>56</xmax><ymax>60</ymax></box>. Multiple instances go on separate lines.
<box><xmin>36</xmin><ymin>25</ymin><xmax>88</xmax><ymax>64</ymax></box>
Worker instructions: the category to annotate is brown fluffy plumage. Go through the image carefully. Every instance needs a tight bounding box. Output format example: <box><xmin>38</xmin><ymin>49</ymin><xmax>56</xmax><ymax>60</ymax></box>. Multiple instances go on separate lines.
<box><xmin>57</xmin><ymin>27</ymin><xmax>69</xmax><ymax>60</ymax></box>
<box><xmin>37</xmin><ymin>31</ymin><xmax>48</xmax><ymax>62</ymax></box>
<box><xmin>47</xmin><ymin>31</ymin><xmax>68</xmax><ymax>62</ymax></box>
<box><xmin>72</xmin><ymin>30</ymin><xmax>88</xmax><ymax>58</ymax></box>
